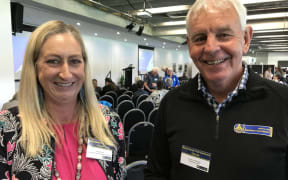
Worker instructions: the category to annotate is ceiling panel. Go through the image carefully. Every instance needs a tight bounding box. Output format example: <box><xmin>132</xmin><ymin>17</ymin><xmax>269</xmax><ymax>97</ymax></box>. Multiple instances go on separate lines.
<box><xmin>82</xmin><ymin>0</ymin><xmax>288</xmax><ymax>53</ymax></box>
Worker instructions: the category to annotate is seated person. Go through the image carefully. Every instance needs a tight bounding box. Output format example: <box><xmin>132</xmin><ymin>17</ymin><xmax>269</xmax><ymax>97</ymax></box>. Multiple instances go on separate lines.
<box><xmin>163</xmin><ymin>67</ymin><xmax>179</xmax><ymax>89</ymax></box>
<box><xmin>101</xmin><ymin>77</ymin><xmax>120</xmax><ymax>96</ymax></box>
<box><xmin>132</xmin><ymin>80</ymin><xmax>149</xmax><ymax>105</ymax></box>
<box><xmin>146</xmin><ymin>80</ymin><xmax>169</xmax><ymax>107</ymax></box>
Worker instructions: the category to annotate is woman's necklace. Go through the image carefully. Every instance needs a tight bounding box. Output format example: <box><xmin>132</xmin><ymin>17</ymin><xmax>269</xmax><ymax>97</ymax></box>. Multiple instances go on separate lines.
<box><xmin>53</xmin><ymin>137</ymin><xmax>84</xmax><ymax>180</ymax></box>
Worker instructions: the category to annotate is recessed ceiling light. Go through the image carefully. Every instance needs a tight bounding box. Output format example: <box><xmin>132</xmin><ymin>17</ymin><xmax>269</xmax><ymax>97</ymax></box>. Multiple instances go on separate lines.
<box><xmin>176</xmin><ymin>48</ymin><xmax>178</xmax><ymax>51</ymax></box>
<box><xmin>124</xmin><ymin>38</ymin><xmax>128</xmax><ymax>42</ymax></box>
<box><xmin>146</xmin><ymin>43</ymin><xmax>149</xmax><ymax>46</ymax></box>
<box><xmin>94</xmin><ymin>33</ymin><xmax>98</xmax><ymax>36</ymax></box>
<box><xmin>163</xmin><ymin>42</ymin><xmax>166</xmax><ymax>45</ymax></box>
<box><xmin>162</xmin><ymin>46</ymin><xmax>165</xmax><ymax>48</ymax></box>
<box><xmin>144</xmin><ymin>38</ymin><xmax>147</xmax><ymax>41</ymax></box>
<box><xmin>178</xmin><ymin>45</ymin><xmax>181</xmax><ymax>48</ymax></box>
<box><xmin>117</xmin><ymin>32</ymin><xmax>120</xmax><ymax>35</ymax></box>
<box><xmin>76</xmin><ymin>22</ymin><xmax>81</xmax><ymax>26</ymax></box>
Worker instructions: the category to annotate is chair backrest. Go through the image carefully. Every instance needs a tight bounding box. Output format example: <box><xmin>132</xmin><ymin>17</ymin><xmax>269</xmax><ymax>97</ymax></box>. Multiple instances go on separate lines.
<box><xmin>117</xmin><ymin>94</ymin><xmax>131</xmax><ymax>105</ymax></box>
<box><xmin>116</xmin><ymin>100</ymin><xmax>135</xmax><ymax>120</ymax></box>
<box><xmin>127</xmin><ymin>121</ymin><xmax>154</xmax><ymax>158</ymax></box>
<box><xmin>123</xmin><ymin>109</ymin><xmax>146</xmax><ymax>137</ymax></box>
<box><xmin>137</xmin><ymin>100</ymin><xmax>155</xmax><ymax>121</ymax></box>
<box><xmin>124</xmin><ymin>90</ymin><xmax>133</xmax><ymax>97</ymax></box>
<box><xmin>147</xmin><ymin>108</ymin><xmax>159</xmax><ymax>126</ymax></box>
<box><xmin>105</xmin><ymin>91</ymin><xmax>118</xmax><ymax>107</ymax></box>
<box><xmin>95</xmin><ymin>91</ymin><xmax>100</xmax><ymax>99</ymax></box>
<box><xmin>136</xmin><ymin>94</ymin><xmax>149</xmax><ymax>107</ymax></box>
<box><xmin>99</xmin><ymin>95</ymin><xmax>114</xmax><ymax>108</ymax></box>
<box><xmin>126</xmin><ymin>160</ymin><xmax>147</xmax><ymax>180</ymax></box>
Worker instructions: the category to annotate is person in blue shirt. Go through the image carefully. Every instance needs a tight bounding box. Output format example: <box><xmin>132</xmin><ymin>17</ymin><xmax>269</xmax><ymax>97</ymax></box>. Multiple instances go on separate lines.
<box><xmin>163</xmin><ymin>67</ymin><xmax>179</xmax><ymax>89</ymax></box>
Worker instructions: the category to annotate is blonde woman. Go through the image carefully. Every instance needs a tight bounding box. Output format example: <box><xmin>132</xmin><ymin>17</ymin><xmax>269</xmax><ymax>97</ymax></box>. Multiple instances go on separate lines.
<box><xmin>0</xmin><ymin>20</ymin><xmax>125</xmax><ymax>180</ymax></box>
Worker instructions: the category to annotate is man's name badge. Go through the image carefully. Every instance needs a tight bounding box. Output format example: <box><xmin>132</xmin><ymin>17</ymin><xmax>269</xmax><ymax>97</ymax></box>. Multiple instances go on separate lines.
<box><xmin>180</xmin><ymin>145</ymin><xmax>211</xmax><ymax>173</ymax></box>
<box><xmin>234</xmin><ymin>123</ymin><xmax>273</xmax><ymax>137</ymax></box>
<box><xmin>86</xmin><ymin>138</ymin><xmax>113</xmax><ymax>161</ymax></box>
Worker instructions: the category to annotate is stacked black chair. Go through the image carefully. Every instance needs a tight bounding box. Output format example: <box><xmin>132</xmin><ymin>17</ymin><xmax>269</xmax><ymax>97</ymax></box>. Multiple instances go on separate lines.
<box><xmin>127</xmin><ymin>122</ymin><xmax>154</xmax><ymax>161</ymax></box>
<box><xmin>99</xmin><ymin>95</ymin><xmax>114</xmax><ymax>109</ymax></box>
<box><xmin>137</xmin><ymin>100</ymin><xmax>155</xmax><ymax>121</ymax></box>
<box><xmin>117</xmin><ymin>100</ymin><xmax>135</xmax><ymax>121</ymax></box>
<box><xmin>117</xmin><ymin>94</ymin><xmax>131</xmax><ymax>105</ymax></box>
<box><xmin>125</xmin><ymin>160</ymin><xmax>147</xmax><ymax>180</ymax></box>
<box><xmin>147</xmin><ymin>108</ymin><xmax>159</xmax><ymax>126</ymax></box>
<box><xmin>123</xmin><ymin>109</ymin><xmax>145</xmax><ymax>138</ymax></box>
<box><xmin>105</xmin><ymin>91</ymin><xmax>118</xmax><ymax>108</ymax></box>
<box><xmin>136</xmin><ymin>94</ymin><xmax>149</xmax><ymax>107</ymax></box>
<box><xmin>123</xmin><ymin>90</ymin><xmax>133</xmax><ymax>97</ymax></box>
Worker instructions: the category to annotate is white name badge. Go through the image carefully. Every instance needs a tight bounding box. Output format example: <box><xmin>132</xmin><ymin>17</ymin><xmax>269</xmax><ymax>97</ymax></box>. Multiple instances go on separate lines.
<box><xmin>180</xmin><ymin>145</ymin><xmax>211</xmax><ymax>173</ymax></box>
<box><xmin>86</xmin><ymin>138</ymin><xmax>113</xmax><ymax>161</ymax></box>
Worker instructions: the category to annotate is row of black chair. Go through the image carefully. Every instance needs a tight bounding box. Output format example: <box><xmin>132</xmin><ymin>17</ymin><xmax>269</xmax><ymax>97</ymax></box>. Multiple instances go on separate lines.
<box><xmin>99</xmin><ymin>91</ymin><xmax>149</xmax><ymax>110</ymax></box>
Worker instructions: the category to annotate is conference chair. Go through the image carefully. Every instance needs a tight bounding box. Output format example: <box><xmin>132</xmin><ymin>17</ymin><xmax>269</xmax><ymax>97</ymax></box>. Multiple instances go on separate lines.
<box><xmin>125</xmin><ymin>160</ymin><xmax>147</xmax><ymax>180</ymax></box>
<box><xmin>123</xmin><ymin>108</ymin><xmax>145</xmax><ymax>138</ymax></box>
<box><xmin>137</xmin><ymin>100</ymin><xmax>155</xmax><ymax>121</ymax></box>
<box><xmin>116</xmin><ymin>100</ymin><xmax>135</xmax><ymax>121</ymax></box>
<box><xmin>127</xmin><ymin>122</ymin><xmax>154</xmax><ymax>161</ymax></box>
<box><xmin>117</xmin><ymin>94</ymin><xmax>131</xmax><ymax>105</ymax></box>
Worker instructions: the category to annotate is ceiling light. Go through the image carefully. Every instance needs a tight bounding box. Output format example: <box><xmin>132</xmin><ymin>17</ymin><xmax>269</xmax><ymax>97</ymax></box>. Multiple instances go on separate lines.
<box><xmin>136</xmin><ymin>25</ymin><xmax>144</xmax><ymax>36</ymax></box>
<box><xmin>178</xmin><ymin>45</ymin><xmax>181</xmax><ymax>48</ymax></box>
<box><xmin>124</xmin><ymin>38</ymin><xmax>127</xmax><ymax>42</ymax></box>
<box><xmin>76</xmin><ymin>22</ymin><xmax>81</xmax><ymax>26</ymax></box>
<box><xmin>162</xmin><ymin>46</ymin><xmax>165</xmax><ymax>48</ymax></box>
<box><xmin>241</xmin><ymin>0</ymin><xmax>286</xmax><ymax>4</ymax></box>
<box><xmin>145</xmin><ymin>43</ymin><xmax>149</xmax><ymax>46</ymax></box>
<box><xmin>94</xmin><ymin>33</ymin><xmax>98</xmax><ymax>36</ymax></box>
<box><xmin>137</xmin><ymin>11</ymin><xmax>152</xmax><ymax>18</ymax></box>
<box><xmin>163</xmin><ymin>42</ymin><xmax>166</xmax><ymax>45</ymax></box>
<box><xmin>253</xmin><ymin>35</ymin><xmax>288</xmax><ymax>38</ymax></box>
<box><xmin>144</xmin><ymin>38</ymin><xmax>147</xmax><ymax>41</ymax></box>
<box><xmin>247</xmin><ymin>12</ymin><xmax>288</xmax><ymax>20</ymax></box>
<box><xmin>144</xmin><ymin>5</ymin><xmax>190</xmax><ymax>14</ymax></box>
<box><xmin>155</xmin><ymin>21</ymin><xmax>186</xmax><ymax>27</ymax></box>
<box><xmin>126</xmin><ymin>22</ymin><xmax>135</xmax><ymax>32</ymax></box>
<box><xmin>176</xmin><ymin>48</ymin><xmax>178</xmax><ymax>51</ymax></box>
<box><xmin>258</xmin><ymin>40</ymin><xmax>288</xmax><ymax>43</ymax></box>
<box><xmin>117</xmin><ymin>32</ymin><xmax>120</xmax><ymax>35</ymax></box>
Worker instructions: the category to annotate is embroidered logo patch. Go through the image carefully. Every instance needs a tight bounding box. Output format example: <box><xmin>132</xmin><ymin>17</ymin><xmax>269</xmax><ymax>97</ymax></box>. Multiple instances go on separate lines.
<box><xmin>234</xmin><ymin>124</ymin><xmax>273</xmax><ymax>137</ymax></box>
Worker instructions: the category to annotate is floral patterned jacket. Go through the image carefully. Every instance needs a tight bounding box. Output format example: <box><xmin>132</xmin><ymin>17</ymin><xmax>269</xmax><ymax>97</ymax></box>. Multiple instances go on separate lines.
<box><xmin>0</xmin><ymin>105</ymin><xmax>126</xmax><ymax>180</ymax></box>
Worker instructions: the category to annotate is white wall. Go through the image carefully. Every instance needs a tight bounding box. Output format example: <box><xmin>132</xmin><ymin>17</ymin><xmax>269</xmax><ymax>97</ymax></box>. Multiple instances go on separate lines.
<box><xmin>268</xmin><ymin>52</ymin><xmax>288</xmax><ymax>66</ymax></box>
<box><xmin>0</xmin><ymin>0</ymin><xmax>15</xmax><ymax>108</ymax></box>
<box><xmin>154</xmin><ymin>48</ymin><xmax>192</xmax><ymax>77</ymax></box>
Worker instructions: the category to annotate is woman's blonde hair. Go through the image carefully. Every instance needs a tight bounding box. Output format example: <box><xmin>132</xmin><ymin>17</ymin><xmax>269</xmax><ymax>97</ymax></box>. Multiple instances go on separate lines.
<box><xmin>19</xmin><ymin>20</ymin><xmax>115</xmax><ymax>156</ymax></box>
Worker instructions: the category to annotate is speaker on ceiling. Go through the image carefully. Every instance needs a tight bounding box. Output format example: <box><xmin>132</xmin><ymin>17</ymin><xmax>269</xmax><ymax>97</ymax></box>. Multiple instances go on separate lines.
<box><xmin>11</xmin><ymin>2</ymin><xmax>24</xmax><ymax>34</ymax></box>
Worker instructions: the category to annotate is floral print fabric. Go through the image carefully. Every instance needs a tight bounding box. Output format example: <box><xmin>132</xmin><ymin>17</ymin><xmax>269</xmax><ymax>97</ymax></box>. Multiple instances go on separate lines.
<box><xmin>0</xmin><ymin>106</ymin><xmax>126</xmax><ymax>180</ymax></box>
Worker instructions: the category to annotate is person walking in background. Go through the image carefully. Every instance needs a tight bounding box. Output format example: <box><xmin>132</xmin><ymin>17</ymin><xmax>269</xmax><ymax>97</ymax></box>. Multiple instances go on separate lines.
<box><xmin>145</xmin><ymin>0</ymin><xmax>288</xmax><ymax>179</ymax></box>
<box><xmin>163</xmin><ymin>67</ymin><xmax>179</xmax><ymax>89</ymax></box>
<box><xmin>0</xmin><ymin>20</ymin><xmax>125</xmax><ymax>180</ymax></box>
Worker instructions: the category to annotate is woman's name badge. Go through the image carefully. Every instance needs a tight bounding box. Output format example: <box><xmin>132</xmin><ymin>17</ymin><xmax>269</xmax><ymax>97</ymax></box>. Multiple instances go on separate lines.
<box><xmin>86</xmin><ymin>138</ymin><xmax>113</xmax><ymax>161</ymax></box>
<box><xmin>180</xmin><ymin>145</ymin><xmax>211</xmax><ymax>173</ymax></box>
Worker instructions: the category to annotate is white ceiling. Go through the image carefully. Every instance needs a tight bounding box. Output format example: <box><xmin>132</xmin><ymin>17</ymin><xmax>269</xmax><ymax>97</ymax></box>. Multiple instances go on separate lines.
<box><xmin>12</xmin><ymin>0</ymin><xmax>288</xmax><ymax>53</ymax></box>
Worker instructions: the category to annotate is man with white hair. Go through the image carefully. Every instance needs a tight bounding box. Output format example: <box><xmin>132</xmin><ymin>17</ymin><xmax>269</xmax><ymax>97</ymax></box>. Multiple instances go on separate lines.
<box><xmin>163</xmin><ymin>67</ymin><xmax>179</xmax><ymax>89</ymax></box>
<box><xmin>144</xmin><ymin>67</ymin><xmax>160</xmax><ymax>93</ymax></box>
<box><xmin>145</xmin><ymin>0</ymin><xmax>288</xmax><ymax>179</ymax></box>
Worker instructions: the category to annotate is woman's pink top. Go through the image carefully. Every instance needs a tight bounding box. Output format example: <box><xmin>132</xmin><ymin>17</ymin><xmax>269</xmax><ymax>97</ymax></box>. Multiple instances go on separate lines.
<box><xmin>52</xmin><ymin>123</ymin><xmax>107</xmax><ymax>180</ymax></box>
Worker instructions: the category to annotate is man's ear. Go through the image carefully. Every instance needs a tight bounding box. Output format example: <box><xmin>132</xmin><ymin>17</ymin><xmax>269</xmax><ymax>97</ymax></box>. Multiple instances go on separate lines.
<box><xmin>186</xmin><ymin>36</ymin><xmax>193</xmax><ymax>58</ymax></box>
<box><xmin>243</xmin><ymin>26</ymin><xmax>253</xmax><ymax>54</ymax></box>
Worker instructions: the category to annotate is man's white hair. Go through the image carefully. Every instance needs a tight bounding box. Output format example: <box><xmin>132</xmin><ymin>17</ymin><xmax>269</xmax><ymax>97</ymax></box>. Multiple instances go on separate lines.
<box><xmin>186</xmin><ymin>0</ymin><xmax>247</xmax><ymax>37</ymax></box>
